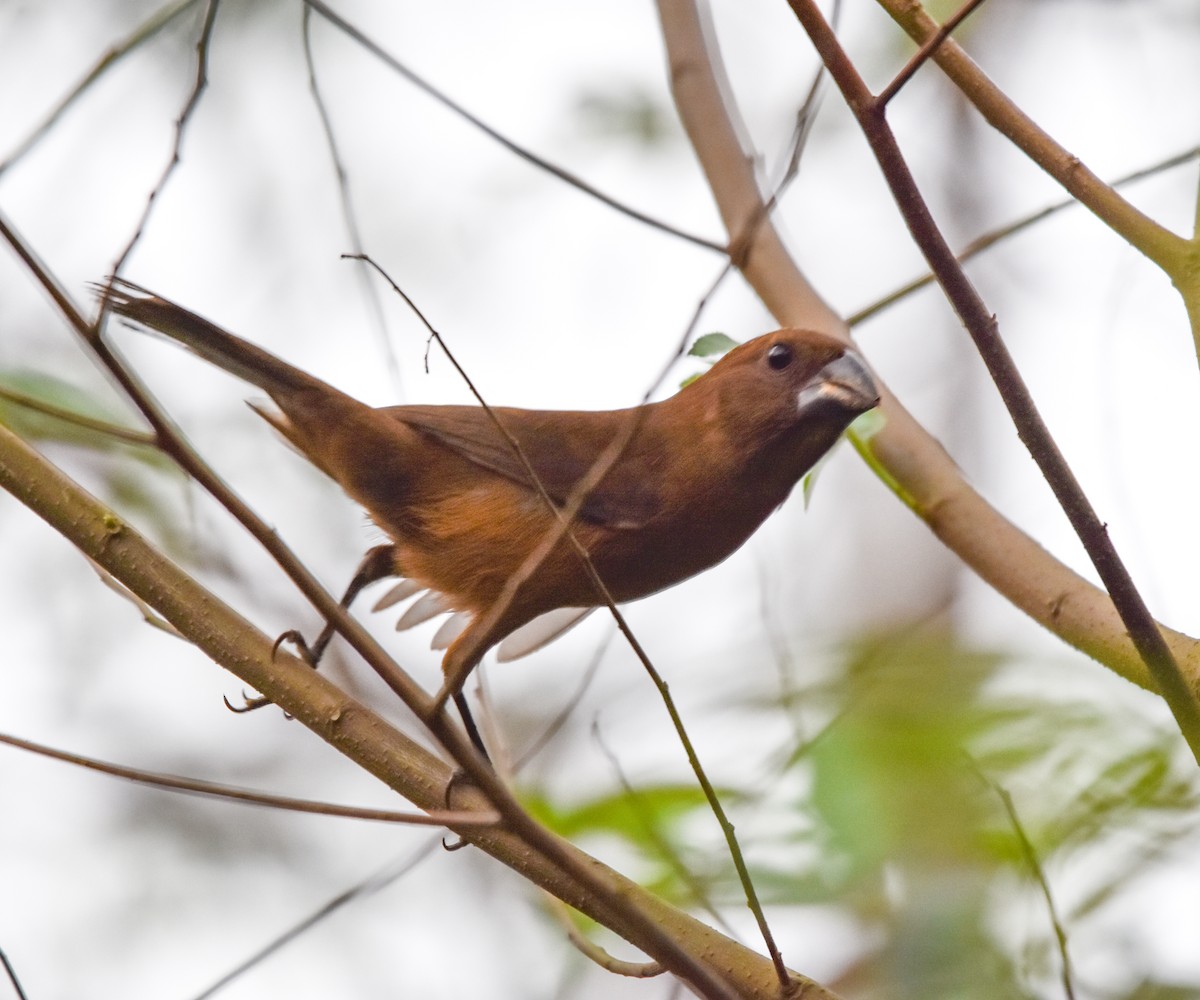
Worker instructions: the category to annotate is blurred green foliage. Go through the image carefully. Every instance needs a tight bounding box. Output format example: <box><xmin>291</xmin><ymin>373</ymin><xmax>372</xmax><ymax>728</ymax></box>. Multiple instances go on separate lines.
<box><xmin>525</xmin><ymin>629</ymin><xmax>1200</xmax><ymax>999</ymax></box>
<box><xmin>0</xmin><ymin>369</ymin><xmax>200</xmax><ymax>557</ymax></box>
<box><xmin>574</xmin><ymin>85</ymin><xmax>677</xmax><ymax>150</ymax></box>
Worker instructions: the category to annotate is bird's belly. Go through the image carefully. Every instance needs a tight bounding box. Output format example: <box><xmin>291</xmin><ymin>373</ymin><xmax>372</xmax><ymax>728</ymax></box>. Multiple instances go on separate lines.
<box><xmin>392</xmin><ymin>484</ymin><xmax>600</xmax><ymax>617</ymax></box>
<box><xmin>390</xmin><ymin>480</ymin><xmax>784</xmax><ymax>619</ymax></box>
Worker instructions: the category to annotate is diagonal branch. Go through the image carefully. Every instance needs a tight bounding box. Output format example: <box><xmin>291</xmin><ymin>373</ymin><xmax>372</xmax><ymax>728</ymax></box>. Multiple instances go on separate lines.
<box><xmin>0</xmin><ymin>731</ymin><xmax>497</xmax><ymax>827</ymax></box>
<box><xmin>301</xmin><ymin>0</ymin><xmax>723</xmax><ymax>253</ymax></box>
<box><xmin>110</xmin><ymin>0</ymin><xmax>220</xmax><ymax>278</ymax></box>
<box><xmin>786</xmin><ymin>0</ymin><xmax>1200</xmax><ymax>762</ymax></box>
<box><xmin>654</xmin><ymin>0</ymin><xmax>1200</xmax><ymax>699</ymax></box>
<box><xmin>0</xmin><ymin>418</ymin><xmax>836</xmax><ymax>1000</ymax></box>
<box><xmin>302</xmin><ymin>5</ymin><xmax>403</xmax><ymax>395</ymax></box>
<box><xmin>0</xmin><ymin>0</ymin><xmax>203</xmax><ymax>176</ymax></box>
<box><xmin>0</xmin><ymin>209</ymin><xmax>758</xmax><ymax>1000</ymax></box>
<box><xmin>875</xmin><ymin>0</ymin><xmax>989</xmax><ymax>107</ymax></box>
<box><xmin>656</xmin><ymin>0</ymin><xmax>841</xmax><ymax>332</ymax></box>
<box><xmin>872</xmin><ymin>0</ymin><xmax>1186</xmax><ymax>270</ymax></box>
<box><xmin>849</xmin><ymin>144</ymin><xmax>1200</xmax><ymax>327</ymax></box>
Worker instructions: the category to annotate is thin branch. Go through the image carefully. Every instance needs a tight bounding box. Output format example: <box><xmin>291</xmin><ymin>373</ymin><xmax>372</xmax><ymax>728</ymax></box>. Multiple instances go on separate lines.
<box><xmin>0</xmin><ymin>0</ymin><xmax>202</xmax><ymax>176</ymax></box>
<box><xmin>2</xmin><ymin>213</ymin><xmax>752</xmax><ymax>1000</ymax></box>
<box><xmin>786</xmin><ymin>0</ymin><xmax>1200</xmax><ymax>763</ymax></box>
<box><xmin>190</xmin><ymin>839</ymin><xmax>442</xmax><ymax>1000</ymax></box>
<box><xmin>973</xmin><ymin>765</ymin><xmax>1076</xmax><ymax>1000</ymax></box>
<box><xmin>109</xmin><ymin>0</ymin><xmax>220</xmax><ymax>278</ymax></box>
<box><xmin>301</xmin><ymin>0</ymin><xmax>724</xmax><ymax>253</ymax></box>
<box><xmin>873</xmin><ymin>0</ymin><xmax>1186</xmax><ymax>269</ymax></box>
<box><xmin>301</xmin><ymin>5</ymin><xmax>403</xmax><ymax>395</ymax></box>
<box><xmin>674</xmin><ymin>47</ymin><xmax>831</xmax><ymax>350</ymax></box>
<box><xmin>849</xmin><ymin>143</ymin><xmax>1200</xmax><ymax>326</ymax></box>
<box><xmin>0</xmin><ymin>384</ymin><xmax>158</xmax><ymax>447</ymax></box>
<box><xmin>0</xmin><ymin>948</ymin><xmax>28</xmax><ymax>1000</ymax></box>
<box><xmin>875</xmin><ymin>0</ymin><xmax>989</xmax><ymax>108</ymax></box>
<box><xmin>515</xmin><ymin>628</ymin><xmax>615</xmax><ymax>770</ymax></box>
<box><xmin>655</xmin><ymin>0</ymin><xmax>1200</xmax><ymax>697</ymax></box>
<box><xmin>355</xmin><ymin>254</ymin><xmax>789</xmax><ymax>991</ymax></box>
<box><xmin>547</xmin><ymin>893</ymin><xmax>667</xmax><ymax>979</ymax></box>
<box><xmin>0</xmin><ymin>731</ymin><xmax>498</xmax><ymax>826</ymax></box>
<box><xmin>594</xmin><ymin>724</ymin><xmax>737</xmax><ymax>939</ymax></box>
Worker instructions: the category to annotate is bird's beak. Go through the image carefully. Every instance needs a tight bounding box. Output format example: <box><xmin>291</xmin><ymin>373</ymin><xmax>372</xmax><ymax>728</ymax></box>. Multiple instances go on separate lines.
<box><xmin>797</xmin><ymin>349</ymin><xmax>880</xmax><ymax>417</ymax></box>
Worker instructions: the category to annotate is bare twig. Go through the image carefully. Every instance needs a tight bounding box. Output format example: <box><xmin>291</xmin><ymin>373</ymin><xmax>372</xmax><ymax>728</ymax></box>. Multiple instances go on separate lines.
<box><xmin>786</xmin><ymin>0</ymin><xmax>1200</xmax><ymax>762</ymax></box>
<box><xmin>876</xmin><ymin>0</ymin><xmax>989</xmax><ymax>107</ymax></box>
<box><xmin>515</xmin><ymin>628</ymin><xmax>615</xmax><ymax>770</ymax></box>
<box><xmin>301</xmin><ymin>0</ymin><xmax>723</xmax><ymax>253</ymax></box>
<box><xmin>547</xmin><ymin>893</ymin><xmax>667</xmax><ymax>979</ymax></box>
<box><xmin>109</xmin><ymin>0</ymin><xmax>220</xmax><ymax>278</ymax></box>
<box><xmin>355</xmin><ymin>254</ymin><xmax>788</xmax><ymax>991</ymax></box>
<box><xmin>0</xmin><ymin>384</ymin><xmax>157</xmax><ymax>447</ymax></box>
<box><xmin>849</xmin><ymin>143</ymin><xmax>1200</xmax><ymax>326</ymax></box>
<box><xmin>0</xmin><ymin>947</ymin><xmax>29</xmax><ymax>1000</ymax></box>
<box><xmin>0</xmin><ymin>0</ymin><xmax>202</xmax><ymax>176</ymax></box>
<box><xmin>191</xmin><ymin>839</ymin><xmax>443</xmax><ymax>1000</ymax></box>
<box><xmin>673</xmin><ymin>47</ymin><xmax>831</xmax><ymax>352</ymax></box>
<box><xmin>593</xmin><ymin>724</ymin><xmax>737</xmax><ymax>938</ymax></box>
<box><xmin>656</xmin><ymin>0</ymin><xmax>843</xmax><ymax>332</ymax></box>
<box><xmin>301</xmin><ymin>5</ymin><xmax>402</xmax><ymax>395</ymax></box>
<box><xmin>0</xmin><ymin>731</ymin><xmax>498</xmax><ymax>826</ymax></box>
<box><xmin>973</xmin><ymin>765</ymin><xmax>1076</xmax><ymax>1000</ymax></box>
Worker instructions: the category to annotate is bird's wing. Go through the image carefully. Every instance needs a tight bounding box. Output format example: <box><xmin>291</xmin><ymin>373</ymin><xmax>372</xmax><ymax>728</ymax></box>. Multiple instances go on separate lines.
<box><xmin>496</xmin><ymin>606</ymin><xmax>595</xmax><ymax>661</ymax></box>
<box><xmin>386</xmin><ymin>404</ymin><xmax>660</xmax><ymax>529</ymax></box>
<box><xmin>370</xmin><ymin>579</ymin><xmax>595</xmax><ymax>661</ymax></box>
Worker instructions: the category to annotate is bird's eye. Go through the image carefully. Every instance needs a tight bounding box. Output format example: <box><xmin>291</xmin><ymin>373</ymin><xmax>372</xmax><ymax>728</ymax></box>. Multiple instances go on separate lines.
<box><xmin>766</xmin><ymin>343</ymin><xmax>793</xmax><ymax>370</ymax></box>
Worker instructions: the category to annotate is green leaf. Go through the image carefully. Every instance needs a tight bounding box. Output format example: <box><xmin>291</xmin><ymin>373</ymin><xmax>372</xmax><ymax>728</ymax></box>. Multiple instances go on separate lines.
<box><xmin>523</xmin><ymin>783</ymin><xmax>714</xmax><ymax>842</ymax></box>
<box><xmin>0</xmin><ymin>370</ymin><xmax>157</xmax><ymax>457</ymax></box>
<box><xmin>687</xmin><ymin>332</ymin><xmax>738</xmax><ymax>358</ymax></box>
<box><xmin>849</xmin><ymin>406</ymin><xmax>886</xmax><ymax>441</ymax></box>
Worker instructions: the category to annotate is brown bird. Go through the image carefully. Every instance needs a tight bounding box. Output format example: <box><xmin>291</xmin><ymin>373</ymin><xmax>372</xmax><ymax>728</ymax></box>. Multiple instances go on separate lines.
<box><xmin>103</xmin><ymin>282</ymin><xmax>878</xmax><ymax>732</ymax></box>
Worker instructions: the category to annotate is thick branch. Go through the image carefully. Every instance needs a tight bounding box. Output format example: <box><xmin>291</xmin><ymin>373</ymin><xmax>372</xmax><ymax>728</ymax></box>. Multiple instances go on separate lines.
<box><xmin>654</xmin><ymin>0</ymin><xmax>1200</xmax><ymax>692</ymax></box>
<box><xmin>0</xmin><ymin>422</ymin><xmax>839</xmax><ymax>1000</ymax></box>
<box><xmin>658</xmin><ymin>0</ymin><xmax>840</xmax><ymax>330</ymax></box>
<box><xmin>786</xmin><ymin>0</ymin><xmax>1200</xmax><ymax>757</ymax></box>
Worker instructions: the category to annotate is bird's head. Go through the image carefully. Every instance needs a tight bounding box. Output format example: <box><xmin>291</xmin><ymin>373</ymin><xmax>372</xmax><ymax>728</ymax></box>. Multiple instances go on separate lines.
<box><xmin>688</xmin><ymin>328</ymin><xmax>879</xmax><ymax>446</ymax></box>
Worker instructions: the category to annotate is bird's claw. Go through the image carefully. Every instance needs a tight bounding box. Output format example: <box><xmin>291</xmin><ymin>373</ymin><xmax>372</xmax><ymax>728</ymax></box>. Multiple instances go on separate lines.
<box><xmin>274</xmin><ymin>628</ymin><xmax>319</xmax><ymax>667</ymax></box>
<box><xmin>224</xmin><ymin>690</ymin><xmax>271</xmax><ymax>713</ymax></box>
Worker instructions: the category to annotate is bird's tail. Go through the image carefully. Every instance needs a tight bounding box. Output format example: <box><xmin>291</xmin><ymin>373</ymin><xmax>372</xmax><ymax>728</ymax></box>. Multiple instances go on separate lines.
<box><xmin>98</xmin><ymin>279</ymin><xmax>325</xmax><ymax>398</ymax></box>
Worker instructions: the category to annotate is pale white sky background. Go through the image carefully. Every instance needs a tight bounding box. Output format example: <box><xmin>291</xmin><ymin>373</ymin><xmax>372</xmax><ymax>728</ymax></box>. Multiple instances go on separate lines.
<box><xmin>1</xmin><ymin>1</ymin><xmax>1200</xmax><ymax>998</ymax></box>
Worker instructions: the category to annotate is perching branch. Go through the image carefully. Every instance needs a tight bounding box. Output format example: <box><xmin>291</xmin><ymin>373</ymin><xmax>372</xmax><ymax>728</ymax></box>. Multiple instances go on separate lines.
<box><xmin>0</xmin><ymin>417</ymin><xmax>834</xmax><ymax>1000</ymax></box>
<box><xmin>0</xmin><ymin>195</ymin><xmax>824</xmax><ymax>996</ymax></box>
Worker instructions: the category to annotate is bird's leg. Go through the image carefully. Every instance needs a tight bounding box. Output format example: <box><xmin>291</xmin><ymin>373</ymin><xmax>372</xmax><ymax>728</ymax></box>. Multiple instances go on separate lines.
<box><xmin>432</xmin><ymin>631</ymin><xmax>489</xmax><ymax>719</ymax></box>
<box><xmin>291</xmin><ymin>543</ymin><xmax>397</xmax><ymax>665</ymax></box>
<box><xmin>228</xmin><ymin>544</ymin><xmax>398</xmax><ymax>712</ymax></box>
<box><xmin>427</xmin><ymin>630</ymin><xmax>494</xmax><ymax>758</ymax></box>
<box><xmin>453</xmin><ymin>692</ymin><xmax>489</xmax><ymax>760</ymax></box>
